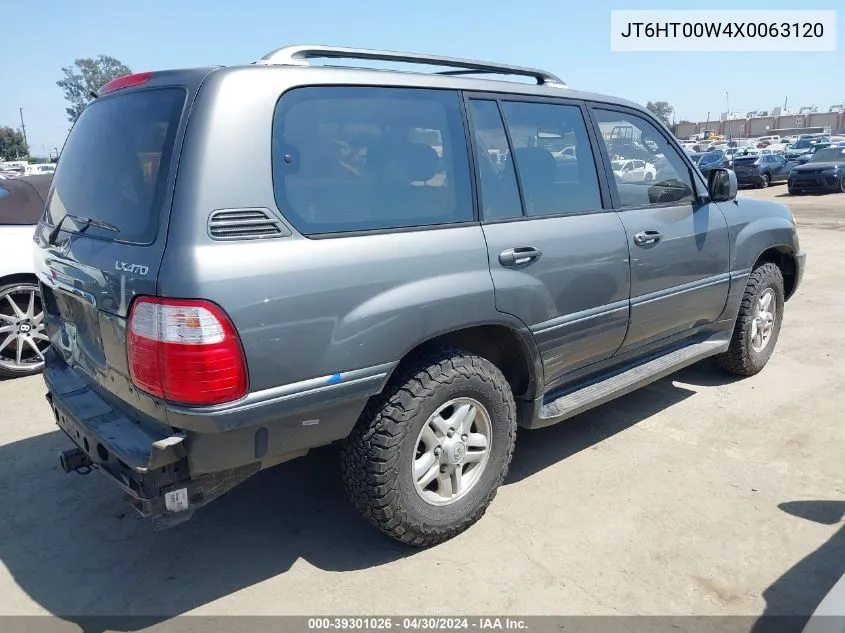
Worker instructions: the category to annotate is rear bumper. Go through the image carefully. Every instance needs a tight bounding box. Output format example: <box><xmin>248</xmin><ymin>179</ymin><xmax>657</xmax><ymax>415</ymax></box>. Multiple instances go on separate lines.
<box><xmin>43</xmin><ymin>349</ymin><xmax>389</xmax><ymax>526</ymax></box>
<box><xmin>736</xmin><ymin>172</ymin><xmax>763</xmax><ymax>186</ymax></box>
<box><xmin>43</xmin><ymin>351</ymin><xmax>260</xmax><ymax>526</ymax></box>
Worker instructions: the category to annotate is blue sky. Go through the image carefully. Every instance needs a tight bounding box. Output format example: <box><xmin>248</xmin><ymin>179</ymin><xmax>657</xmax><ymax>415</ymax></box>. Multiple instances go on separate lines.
<box><xmin>2</xmin><ymin>0</ymin><xmax>842</xmax><ymax>156</ymax></box>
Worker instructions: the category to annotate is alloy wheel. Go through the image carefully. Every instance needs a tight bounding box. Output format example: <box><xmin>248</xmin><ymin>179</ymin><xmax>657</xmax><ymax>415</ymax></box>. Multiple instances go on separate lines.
<box><xmin>0</xmin><ymin>285</ymin><xmax>49</xmax><ymax>375</ymax></box>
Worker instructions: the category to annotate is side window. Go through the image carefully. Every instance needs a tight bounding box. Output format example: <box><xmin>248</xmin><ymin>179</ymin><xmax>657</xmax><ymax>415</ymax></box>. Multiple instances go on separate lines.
<box><xmin>500</xmin><ymin>101</ymin><xmax>603</xmax><ymax>216</ymax></box>
<box><xmin>467</xmin><ymin>100</ymin><xmax>523</xmax><ymax>220</ymax></box>
<box><xmin>272</xmin><ymin>87</ymin><xmax>473</xmax><ymax>235</ymax></box>
<box><xmin>593</xmin><ymin>108</ymin><xmax>696</xmax><ymax>208</ymax></box>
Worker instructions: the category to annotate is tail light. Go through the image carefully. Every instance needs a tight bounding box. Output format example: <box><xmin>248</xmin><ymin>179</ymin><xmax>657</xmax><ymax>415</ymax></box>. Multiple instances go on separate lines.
<box><xmin>127</xmin><ymin>297</ymin><xmax>247</xmax><ymax>405</ymax></box>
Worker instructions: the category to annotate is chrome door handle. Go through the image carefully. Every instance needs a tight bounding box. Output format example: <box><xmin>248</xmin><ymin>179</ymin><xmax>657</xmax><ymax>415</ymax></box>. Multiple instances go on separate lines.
<box><xmin>633</xmin><ymin>230</ymin><xmax>662</xmax><ymax>248</ymax></box>
<box><xmin>499</xmin><ymin>247</ymin><xmax>542</xmax><ymax>267</ymax></box>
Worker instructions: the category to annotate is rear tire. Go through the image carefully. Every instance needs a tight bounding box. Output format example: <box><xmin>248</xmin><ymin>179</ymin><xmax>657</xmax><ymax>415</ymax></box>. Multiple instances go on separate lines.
<box><xmin>840</xmin><ymin>176</ymin><xmax>845</xmax><ymax>193</ymax></box>
<box><xmin>716</xmin><ymin>263</ymin><xmax>784</xmax><ymax>377</ymax></box>
<box><xmin>341</xmin><ymin>347</ymin><xmax>517</xmax><ymax>546</ymax></box>
<box><xmin>759</xmin><ymin>173</ymin><xmax>771</xmax><ymax>188</ymax></box>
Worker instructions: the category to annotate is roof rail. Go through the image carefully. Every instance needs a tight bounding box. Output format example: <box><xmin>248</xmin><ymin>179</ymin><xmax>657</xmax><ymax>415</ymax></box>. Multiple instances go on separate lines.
<box><xmin>256</xmin><ymin>45</ymin><xmax>566</xmax><ymax>87</ymax></box>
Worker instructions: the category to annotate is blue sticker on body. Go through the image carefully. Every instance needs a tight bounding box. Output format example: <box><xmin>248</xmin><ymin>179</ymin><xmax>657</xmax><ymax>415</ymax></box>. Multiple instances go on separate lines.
<box><xmin>327</xmin><ymin>373</ymin><xmax>342</xmax><ymax>385</ymax></box>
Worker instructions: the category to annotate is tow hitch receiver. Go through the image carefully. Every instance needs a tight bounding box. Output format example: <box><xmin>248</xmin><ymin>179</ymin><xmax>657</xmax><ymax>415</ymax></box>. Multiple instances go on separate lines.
<box><xmin>59</xmin><ymin>448</ymin><xmax>93</xmax><ymax>474</ymax></box>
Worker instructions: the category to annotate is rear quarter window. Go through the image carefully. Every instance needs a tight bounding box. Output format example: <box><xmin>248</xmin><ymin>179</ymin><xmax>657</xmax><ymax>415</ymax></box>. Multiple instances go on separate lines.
<box><xmin>271</xmin><ymin>86</ymin><xmax>473</xmax><ymax>235</ymax></box>
<box><xmin>45</xmin><ymin>87</ymin><xmax>185</xmax><ymax>244</ymax></box>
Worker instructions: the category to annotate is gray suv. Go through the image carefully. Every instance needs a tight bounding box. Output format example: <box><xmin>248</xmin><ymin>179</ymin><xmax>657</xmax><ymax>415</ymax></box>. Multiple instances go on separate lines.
<box><xmin>34</xmin><ymin>46</ymin><xmax>805</xmax><ymax>546</ymax></box>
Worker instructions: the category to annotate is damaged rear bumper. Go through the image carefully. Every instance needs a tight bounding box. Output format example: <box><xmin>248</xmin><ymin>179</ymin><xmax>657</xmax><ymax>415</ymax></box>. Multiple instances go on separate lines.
<box><xmin>43</xmin><ymin>352</ymin><xmax>259</xmax><ymax>528</ymax></box>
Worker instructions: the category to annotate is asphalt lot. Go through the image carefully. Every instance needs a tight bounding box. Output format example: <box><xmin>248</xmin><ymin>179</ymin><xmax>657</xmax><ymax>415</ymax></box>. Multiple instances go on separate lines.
<box><xmin>0</xmin><ymin>185</ymin><xmax>843</xmax><ymax>625</ymax></box>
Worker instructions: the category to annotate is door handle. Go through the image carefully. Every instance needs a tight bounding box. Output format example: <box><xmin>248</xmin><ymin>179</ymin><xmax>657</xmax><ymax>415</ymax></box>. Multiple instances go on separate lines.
<box><xmin>499</xmin><ymin>247</ymin><xmax>542</xmax><ymax>267</ymax></box>
<box><xmin>633</xmin><ymin>230</ymin><xmax>662</xmax><ymax>248</ymax></box>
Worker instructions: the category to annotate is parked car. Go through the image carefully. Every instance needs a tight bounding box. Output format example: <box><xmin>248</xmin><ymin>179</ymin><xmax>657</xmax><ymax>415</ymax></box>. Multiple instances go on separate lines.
<box><xmin>755</xmin><ymin>135</ymin><xmax>781</xmax><ymax>147</ymax></box>
<box><xmin>788</xmin><ymin>146</ymin><xmax>845</xmax><ymax>194</ymax></box>
<box><xmin>784</xmin><ymin>137</ymin><xmax>829</xmax><ymax>162</ymax></box>
<box><xmin>697</xmin><ymin>149</ymin><xmax>732</xmax><ymax>178</ymax></box>
<box><xmin>764</xmin><ymin>143</ymin><xmax>789</xmax><ymax>154</ymax></box>
<box><xmin>35</xmin><ymin>45</ymin><xmax>805</xmax><ymax>545</ymax></box>
<box><xmin>24</xmin><ymin>164</ymin><xmax>56</xmax><ymax>176</ymax></box>
<box><xmin>732</xmin><ymin>154</ymin><xmax>791</xmax><ymax>188</ymax></box>
<box><xmin>794</xmin><ymin>142</ymin><xmax>835</xmax><ymax>166</ymax></box>
<box><xmin>0</xmin><ymin>174</ymin><xmax>52</xmax><ymax>377</ymax></box>
<box><xmin>687</xmin><ymin>152</ymin><xmax>707</xmax><ymax>164</ymax></box>
<box><xmin>611</xmin><ymin>158</ymin><xmax>657</xmax><ymax>182</ymax></box>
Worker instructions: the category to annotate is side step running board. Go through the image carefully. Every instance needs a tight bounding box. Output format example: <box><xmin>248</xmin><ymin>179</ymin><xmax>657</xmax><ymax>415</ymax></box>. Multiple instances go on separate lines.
<box><xmin>533</xmin><ymin>338</ymin><xmax>730</xmax><ymax>429</ymax></box>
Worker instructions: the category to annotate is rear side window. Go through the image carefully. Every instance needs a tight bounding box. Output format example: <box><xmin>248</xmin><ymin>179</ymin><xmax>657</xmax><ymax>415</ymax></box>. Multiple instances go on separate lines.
<box><xmin>499</xmin><ymin>101</ymin><xmax>603</xmax><ymax>217</ymax></box>
<box><xmin>272</xmin><ymin>87</ymin><xmax>473</xmax><ymax>235</ymax></box>
<box><xmin>45</xmin><ymin>88</ymin><xmax>185</xmax><ymax>243</ymax></box>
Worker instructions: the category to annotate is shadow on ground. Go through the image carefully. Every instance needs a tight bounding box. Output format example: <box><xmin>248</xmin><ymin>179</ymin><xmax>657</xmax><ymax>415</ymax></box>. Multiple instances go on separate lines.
<box><xmin>751</xmin><ymin>500</ymin><xmax>845</xmax><ymax>633</ymax></box>
<box><xmin>0</xmin><ymin>369</ymin><xmax>703</xmax><ymax>630</ymax></box>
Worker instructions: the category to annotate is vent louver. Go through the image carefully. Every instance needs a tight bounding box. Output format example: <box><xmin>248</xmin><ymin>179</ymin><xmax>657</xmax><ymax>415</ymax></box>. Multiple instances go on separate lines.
<box><xmin>208</xmin><ymin>209</ymin><xmax>285</xmax><ymax>240</ymax></box>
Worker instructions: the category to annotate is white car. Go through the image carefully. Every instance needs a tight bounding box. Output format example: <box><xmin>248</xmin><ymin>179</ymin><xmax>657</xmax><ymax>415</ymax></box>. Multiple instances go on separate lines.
<box><xmin>24</xmin><ymin>163</ymin><xmax>56</xmax><ymax>176</ymax></box>
<box><xmin>612</xmin><ymin>159</ymin><xmax>657</xmax><ymax>182</ymax></box>
<box><xmin>0</xmin><ymin>174</ymin><xmax>51</xmax><ymax>378</ymax></box>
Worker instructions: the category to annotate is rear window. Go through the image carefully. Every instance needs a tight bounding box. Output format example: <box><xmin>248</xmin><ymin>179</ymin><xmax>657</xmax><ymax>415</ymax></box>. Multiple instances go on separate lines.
<box><xmin>272</xmin><ymin>87</ymin><xmax>473</xmax><ymax>235</ymax></box>
<box><xmin>45</xmin><ymin>88</ymin><xmax>185</xmax><ymax>243</ymax></box>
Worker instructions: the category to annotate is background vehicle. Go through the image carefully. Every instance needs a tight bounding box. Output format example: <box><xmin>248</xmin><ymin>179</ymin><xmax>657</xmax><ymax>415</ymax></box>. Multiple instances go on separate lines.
<box><xmin>784</xmin><ymin>137</ymin><xmax>829</xmax><ymax>162</ymax></box>
<box><xmin>611</xmin><ymin>158</ymin><xmax>656</xmax><ymax>182</ymax></box>
<box><xmin>0</xmin><ymin>174</ymin><xmax>52</xmax><ymax>378</ymax></box>
<box><xmin>733</xmin><ymin>154</ymin><xmax>791</xmax><ymax>188</ymax></box>
<box><xmin>788</xmin><ymin>146</ymin><xmax>845</xmax><ymax>194</ymax></box>
<box><xmin>24</xmin><ymin>164</ymin><xmax>55</xmax><ymax>176</ymax></box>
<box><xmin>697</xmin><ymin>149</ymin><xmax>732</xmax><ymax>178</ymax></box>
<box><xmin>34</xmin><ymin>46</ymin><xmax>804</xmax><ymax>546</ymax></box>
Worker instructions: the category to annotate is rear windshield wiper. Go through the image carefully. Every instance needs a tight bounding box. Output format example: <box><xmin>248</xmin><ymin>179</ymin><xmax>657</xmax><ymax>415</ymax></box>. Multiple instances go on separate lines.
<box><xmin>48</xmin><ymin>214</ymin><xmax>120</xmax><ymax>245</ymax></box>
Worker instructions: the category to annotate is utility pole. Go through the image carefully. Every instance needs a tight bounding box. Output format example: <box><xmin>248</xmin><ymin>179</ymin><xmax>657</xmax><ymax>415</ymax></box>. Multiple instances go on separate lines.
<box><xmin>726</xmin><ymin>92</ymin><xmax>731</xmax><ymax>139</ymax></box>
<box><xmin>19</xmin><ymin>108</ymin><xmax>29</xmax><ymax>152</ymax></box>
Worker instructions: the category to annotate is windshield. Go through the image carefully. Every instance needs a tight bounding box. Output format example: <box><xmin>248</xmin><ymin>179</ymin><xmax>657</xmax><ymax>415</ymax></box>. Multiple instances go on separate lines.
<box><xmin>792</xmin><ymin>139</ymin><xmax>814</xmax><ymax>149</ymax></box>
<box><xmin>809</xmin><ymin>148</ymin><xmax>845</xmax><ymax>163</ymax></box>
<box><xmin>45</xmin><ymin>88</ymin><xmax>185</xmax><ymax>243</ymax></box>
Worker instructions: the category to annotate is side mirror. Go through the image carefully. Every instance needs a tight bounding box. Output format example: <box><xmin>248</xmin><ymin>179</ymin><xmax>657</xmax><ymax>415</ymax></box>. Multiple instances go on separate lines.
<box><xmin>708</xmin><ymin>168</ymin><xmax>737</xmax><ymax>202</ymax></box>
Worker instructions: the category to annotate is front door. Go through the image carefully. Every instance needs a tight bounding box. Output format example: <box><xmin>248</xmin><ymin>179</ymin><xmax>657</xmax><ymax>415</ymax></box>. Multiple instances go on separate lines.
<box><xmin>466</xmin><ymin>97</ymin><xmax>631</xmax><ymax>385</ymax></box>
<box><xmin>590</xmin><ymin>106</ymin><xmax>731</xmax><ymax>352</ymax></box>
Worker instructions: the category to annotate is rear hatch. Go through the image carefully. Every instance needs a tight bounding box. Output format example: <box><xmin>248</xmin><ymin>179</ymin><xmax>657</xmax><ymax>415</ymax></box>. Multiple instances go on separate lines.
<box><xmin>34</xmin><ymin>70</ymin><xmax>212</xmax><ymax>398</ymax></box>
<box><xmin>732</xmin><ymin>156</ymin><xmax>759</xmax><ymax>173</ymax></box>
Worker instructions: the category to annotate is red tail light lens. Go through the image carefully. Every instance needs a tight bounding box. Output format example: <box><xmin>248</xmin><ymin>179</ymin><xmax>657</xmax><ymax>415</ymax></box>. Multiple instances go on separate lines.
<box><xmin>99</xmin><ymin>71</ymin><xmax>154</xmax><ymax>95</ymax></box>
<box><xmin>127</xmin><ymin>297</ymin><xmax>248</xmax><ymax>405</ymax></box>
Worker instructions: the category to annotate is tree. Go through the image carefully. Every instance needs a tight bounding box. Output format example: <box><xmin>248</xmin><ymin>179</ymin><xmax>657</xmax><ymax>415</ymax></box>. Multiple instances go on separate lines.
<box><xmin>0</xmin><ymin>127</ymin><xmax>29</xmax><ymax>160</ymax></box>
<box><xmin>57</xmin><ymin>55</ymin><xmax>132</xmax><ymax>124</ymax></box>
<box><xmin>646</xmin><ymin>101</ymin><xmax>674</xmax><ymax>127</ymax></box>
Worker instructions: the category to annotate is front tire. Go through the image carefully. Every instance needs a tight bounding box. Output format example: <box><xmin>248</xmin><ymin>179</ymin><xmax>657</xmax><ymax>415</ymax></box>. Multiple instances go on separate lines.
<box><xmin>716</xmin><ymin>263</ymin><xmax>785</xmax><ymax>376</ymax></box>
<box><xmin>759</xmin><ymin>173</ymin><xmax>771</xmax><ymax>188</ymax></box>
<box><xmin>341</xmin><ymin>348</ymin><xmax>517</xmax><ymax>546</ymax></box>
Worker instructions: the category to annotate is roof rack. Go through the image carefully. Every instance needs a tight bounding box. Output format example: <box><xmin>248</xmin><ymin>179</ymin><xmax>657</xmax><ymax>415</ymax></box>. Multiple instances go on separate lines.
<box><xmin>256</xmin><ymin>45</ymin><xmax>566</xmax><ymax>87</ymax></box>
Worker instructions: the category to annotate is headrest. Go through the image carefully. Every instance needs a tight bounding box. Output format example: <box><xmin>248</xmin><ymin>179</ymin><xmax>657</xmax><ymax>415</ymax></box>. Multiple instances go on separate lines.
<box><xmin>514</xmin><ymin>148</ymin><xmax>556</xmax><ymax>183</ymax></box>
<box><xmin>368</xmin><ymin>140</ymin><xmax>440</xmax><ymax>184</ymax></box>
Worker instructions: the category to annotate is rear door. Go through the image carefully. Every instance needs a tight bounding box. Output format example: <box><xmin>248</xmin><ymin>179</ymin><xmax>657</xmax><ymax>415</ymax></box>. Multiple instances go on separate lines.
<box><xmin>589</xmin><ymin>105</ymin><xmax>731</xmax><ymax>352</ymax></box>
<box><xmin>466</xmin><ymin>96</ymin><xmax>630</xmax><ymax>386</ymax></box>
<box><xmin>34</xmin><ymin>73</ymin><xmax>205</xmax><ymax>388</ymax></box>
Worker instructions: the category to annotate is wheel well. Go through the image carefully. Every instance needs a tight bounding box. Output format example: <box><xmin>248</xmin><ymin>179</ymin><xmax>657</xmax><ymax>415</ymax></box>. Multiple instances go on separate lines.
<box><xmin>400</xmin><ymin>325</ymin><xmax>535</xmax><ymax>400</ymax></box>
<box><xmin>0</xmin><ymin>273</ymin><xmax>39</xmax><ymax>288</ymax></box>
<box><xmin>755</xmin><ymin>247</ymin><xmax>797</xmax><ymax>299</ymax></box>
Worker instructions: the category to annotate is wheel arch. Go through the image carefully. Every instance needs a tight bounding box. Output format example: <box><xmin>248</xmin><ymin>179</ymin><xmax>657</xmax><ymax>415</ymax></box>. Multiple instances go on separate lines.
<box><xmin>0</xmin><ymin>273</ymin><xmax>39</xmax><ymax>287</ymax></box>
<box><xmin>753</xmin><ymin>246</ymin><xmax>798</xmax><ymax>300</ymax></box>
<box><xmin>386</xmin><ymin>321</ymin><xmax>544</xmax><ymax>402</ymax></box>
